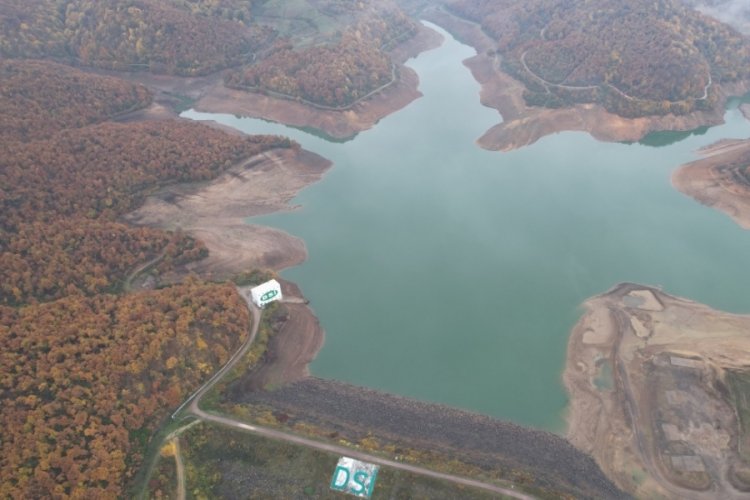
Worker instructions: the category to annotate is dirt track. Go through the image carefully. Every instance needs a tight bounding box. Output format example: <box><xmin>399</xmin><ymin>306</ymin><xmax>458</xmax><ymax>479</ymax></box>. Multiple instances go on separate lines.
<box><xmin>231</xmin><ymin>280</ymin><xmax>325</xmax><ymax>392</ymax></box>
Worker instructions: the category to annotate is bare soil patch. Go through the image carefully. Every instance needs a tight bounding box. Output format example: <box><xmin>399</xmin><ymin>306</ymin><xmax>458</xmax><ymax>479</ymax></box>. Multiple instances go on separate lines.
<box><xmin>565</xmin><ymin>283</ymin><xmax>750</xmax><ymax>499</ymax></box>
<box><xmin>673</xmin><ymin>139</ymin><xmax>750</xmax><ymax>229</ymax></box>
<box><xmin>125</xmin><ymin>148</ymin><xmax>331</xmax><ymax>279</ymax></box>
<box><xmin>235</xmin><ymin>279</ymin><xmax>325</xmax><ymax>390</ymax></box>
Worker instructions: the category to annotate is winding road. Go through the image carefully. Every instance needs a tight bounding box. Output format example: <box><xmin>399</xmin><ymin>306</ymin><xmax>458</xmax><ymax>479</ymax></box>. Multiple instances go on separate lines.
<box><xmin>522</xmin><ymin>20</ymin><xmax>713</xmax><ymax>104</ymax></box>
<box><xmin>162</xmin><ymin>288</ymin><xmax>534</xmax><ymax>499</ymax></box>
<box><xmin>123</xmin><ymin>248</ymin><xmax>167</xmax><ymax>292</ymax></box>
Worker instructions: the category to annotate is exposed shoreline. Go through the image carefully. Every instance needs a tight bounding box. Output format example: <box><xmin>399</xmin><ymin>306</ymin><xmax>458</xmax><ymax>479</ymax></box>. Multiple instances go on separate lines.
<box><xmin>564</xmin><ymin>283</ymin><xmax>750</xmax><ymax>498</ymax></box>
<box><xmin>193</xmin><ymin>24</ymin><xmax>443</xmax><ymax>140</ymax></box>
<box><xmin>673</xmin><ymin>139</ymin><xmax>750</xmax><ymax>229</ymax></box>
<box><xmin>420</xmin><ymin>6</ymin><xmax>750</xmax><ymax>151</ymax></box>
<box><xmin>110</xmin><ymin>12</ymin><xmax>750</xmax><ymax>497</ymax></box>
<box><xmin>125</xmin><ymin>148</ymin><xmax>331</xmax><ymax>280</ymax></box>
<box><xmin>116</xmin><ymin>21</ymin><xmax>447</xmax><ymax>401</ymax></box>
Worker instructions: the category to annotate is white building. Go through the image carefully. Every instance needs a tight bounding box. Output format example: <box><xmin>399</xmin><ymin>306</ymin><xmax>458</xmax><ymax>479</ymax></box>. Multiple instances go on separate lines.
<box><xmin>250</xmin><ymin>279</ymin><xmax>283</xmax><ymax>308</ymax></box>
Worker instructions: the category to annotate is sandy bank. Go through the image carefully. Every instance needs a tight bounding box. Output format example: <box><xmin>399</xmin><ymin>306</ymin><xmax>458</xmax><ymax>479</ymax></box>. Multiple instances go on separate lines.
<box><xmin>422</xmin><ymin>7</ymin><xmax>750</xmax><ymax>152</ymax></box>
<box><xmin>672</xmin><ymin>139</ymin><xmax>750</xmax><ymax>229</ymax></box>
<box><xmin>565</xmin><ymin>283</ymin><xmax>750</xmax><ymax>499</ymax></box>
<box><xmin>194</xmin><ymin>25</ymin><xmax>443</xmax><ymax>140</ymax></box>
<box><xmin>125</xmin><ymin>148</ymin><xmax>331</xmax><ymax>279</ymax></box>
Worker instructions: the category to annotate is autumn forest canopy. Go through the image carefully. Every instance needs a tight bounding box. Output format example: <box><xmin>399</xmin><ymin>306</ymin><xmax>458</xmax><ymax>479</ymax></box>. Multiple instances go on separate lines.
<box><xmin>0</xmin><ymin>0</ymin><xmax>418</xmax><ymax>107</ymax></box>
<box><xmin>0</xmin><ymin>0</ymin><xmax>273</xmax><ymax>75</ymax></box>
<box><xmin>225</xmin><ymin>7</ymin><xmax>417</xmax><ymax>108</ymax></box>
<box><xmin>447</xmin><ymin>0</ymin><xmax>750</xmax><ymax>116</ymax></box>
<box><xmin>3</xmin><ymin>0</ymin><xmax>750</xmax><ymax>497</ymax></box>
<box><xmin>0</xmin><ymin>51</ymin><xmax>295</xmax><ymax>496</ymax></box>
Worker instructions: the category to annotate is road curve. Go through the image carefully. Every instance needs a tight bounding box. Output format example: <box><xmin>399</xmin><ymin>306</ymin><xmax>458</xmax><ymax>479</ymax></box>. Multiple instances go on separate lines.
<box><xmin>172</xmin><ymin>291</ymin><xmax>261</xmax><ymax>419</ymax></box>
<box><xmin>173</xmin><ymin>289</ymin><xmax>533</xmax><ymax>499</ymax></box>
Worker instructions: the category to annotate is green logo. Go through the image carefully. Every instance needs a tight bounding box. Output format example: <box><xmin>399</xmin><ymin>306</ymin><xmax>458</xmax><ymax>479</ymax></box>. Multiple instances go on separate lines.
<box><xmin>330</xmin><ymin>457</ymin><xmax>378</xmax><ymax>498</ymax></box>
<box><xmin>260</xmin><ymin>290</ymin><xmax>278</xmax><ymax>302</ymax></box>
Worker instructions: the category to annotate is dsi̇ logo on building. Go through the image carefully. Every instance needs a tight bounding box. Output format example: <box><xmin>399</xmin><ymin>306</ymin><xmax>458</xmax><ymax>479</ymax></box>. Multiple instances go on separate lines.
<box><xmin>329</xmin><ymin>457</ymin><xmax>379</xmax><ymax>498</ymax></box>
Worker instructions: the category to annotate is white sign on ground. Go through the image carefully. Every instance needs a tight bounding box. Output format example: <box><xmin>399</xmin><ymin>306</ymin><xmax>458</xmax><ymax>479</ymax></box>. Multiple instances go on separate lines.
<box><xmin>249</xmin><ymin>279</ymin><xmax>283</xmax><ymax>308</ymax></box>
<box><xmin>329</xmin><ymin>456</ymin><xmax>379</xmax><ymax>498</ymax></box>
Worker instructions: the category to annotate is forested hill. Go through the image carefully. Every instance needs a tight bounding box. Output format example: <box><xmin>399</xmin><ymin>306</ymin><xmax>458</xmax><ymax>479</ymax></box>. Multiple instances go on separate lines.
<box><xmin>0</xmin><ymin>59</ymin><xmax>298</xmax><ymax>496</ymax></box>
<box><xmin>0</xmin><ymin>0</ymin><xmax>273</xmax><ymax>75</ymax></box>
<box><xmin>0</xmin><ymin>59</ymin><xmax>152</xmax><ymax>141</ymax></box>
<box><xmin>225</xmin><ymin>9</ymin><xmax>417</xmax><ymax>108</ymax></box>
<box><xmin>447</xmin><ymin>0</ymin><xmax>750</xmax><ymax>117</ymax></box>
<box><xmin>0</xmin><ymin>0</ymin><xmax>419</xmax><ymax>108</ymax></box>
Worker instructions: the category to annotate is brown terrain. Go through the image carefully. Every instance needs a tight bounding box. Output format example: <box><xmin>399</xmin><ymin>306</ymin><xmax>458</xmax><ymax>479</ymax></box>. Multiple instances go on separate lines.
<box><xmin>414</xmin><ymin>5</ymin><xmax>750</xmax><ymax>151</ymax></box>
<box><xmin>565</xmin><ymin>283</ymin><xmax>750</xmax><ymax>499</ymax></box>
<box><xmin>672</xmin><ymin>139</ymin><xmax>750</xmax><ymax>229</ymax></box>
<box><xmin>244</xmin><ymin>279</ymin><xmax>325</xmax><ymax>390</ymax></box>
<box><xmin>125</xmin><ymin>148</ymin><xmax>331</xmax><ymax>279</ymax></box>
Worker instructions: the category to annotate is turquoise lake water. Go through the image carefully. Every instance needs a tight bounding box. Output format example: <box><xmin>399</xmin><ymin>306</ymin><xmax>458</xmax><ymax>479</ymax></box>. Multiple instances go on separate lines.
<box><xmin>184</xmin><ymin>23</ymin><xmax>750</xmax><ymax>431</ymax></box>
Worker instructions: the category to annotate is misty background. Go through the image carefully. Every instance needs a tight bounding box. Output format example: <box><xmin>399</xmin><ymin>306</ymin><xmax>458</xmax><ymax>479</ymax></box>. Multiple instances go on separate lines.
<box><xmin>684</xmin><ymin>0</ymin><xmax>750</xmax><ymax>34</ymax></box>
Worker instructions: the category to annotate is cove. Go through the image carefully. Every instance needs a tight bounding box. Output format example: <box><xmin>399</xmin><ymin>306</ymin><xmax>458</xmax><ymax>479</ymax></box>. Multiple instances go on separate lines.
<box><xmin>183</xmin><ymin>23</ymin><xmax>750</xmax><ymax>431</ymax></box>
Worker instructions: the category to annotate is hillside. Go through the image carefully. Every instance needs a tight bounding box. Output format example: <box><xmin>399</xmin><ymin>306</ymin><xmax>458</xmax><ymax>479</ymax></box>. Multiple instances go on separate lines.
<box><xmin>446</xmin><ymin>0</ymin><xmax>750</xmax><ymax>117</ymax></box>
<box><xmin>0</xmin><ymin>117</ymin><xmax>295</xmax><ymax>306</ymax></box>
<box><xmin>0</xmin><ymin>0</ymin><xmax>273</xmax><ymax>75</ymax></box>
<box><xmin>0</xmin><ymin>282</ymin><xmax>251</xmax><ymax>498</ymax></box>
<box><xmin>0</xmin><ymin>61</ymin><xmax>300</xmax><ymax>496</ymax></box>
<box><xmin>565</xmin><ymin>284</ymin><xmax>750</xmax><ymax>498</ymax></box>
<box><xmin>226</xmin><ymin>2</ymin><xmax>418</xmax><ymax>108</ymax></box>
<box><xmin>0</xmin><ymin>59</ymin><xmax>151</xmax><ymax>142</ymax></box>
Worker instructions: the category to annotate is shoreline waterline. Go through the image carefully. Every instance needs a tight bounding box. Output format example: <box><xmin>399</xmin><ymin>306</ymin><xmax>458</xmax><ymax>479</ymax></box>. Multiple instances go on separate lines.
<box><xmin>183</xmin><ymin>23</ymin><xmax>750</xmax><ymax>431</ymax></box>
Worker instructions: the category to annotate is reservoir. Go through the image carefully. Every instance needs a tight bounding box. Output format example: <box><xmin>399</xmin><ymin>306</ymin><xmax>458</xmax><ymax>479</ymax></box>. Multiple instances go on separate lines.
<box><xmin>184</xmin><ymin>23</ymin><xmax>750</xmax><ymax>431</ymax></box>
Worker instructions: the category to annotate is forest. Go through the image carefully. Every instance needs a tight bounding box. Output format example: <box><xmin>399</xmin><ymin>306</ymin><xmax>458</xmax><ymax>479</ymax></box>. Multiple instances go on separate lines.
<box><xmin>0</xmin><ymin>281</ymin><xmax>250</xmax><ymax>498</ymax></box>
<box><xmin>0</xmin><ymin>57</ymin><xmax>298</xmax><ymax>496</ymax></box>
<box><xmin>0</xmin><ymin>120</ymin><xmax>295</xmax><ymax>231</ymax></box>
<box><xmin>447</xmin><ymin>0</ymin><xmax>750</xmax><ymax>117</ymax></box>
<box><xmin>0</xmin><ymin>119</ymin><xmax>295</xmax><ymax>306</ymax></box>
<box><xmin>225</xmin><ymin>9</ymin><xmax>417</xmax><ymax>108</ymax></box>
<box><xmin>0</xmin><ymin>0</ymin><xmax>273</xmax><ymax>75</ymax></box>
<box><xmin>0</xmin><ymin>59</ymin><xmax>152</xmax><ymax>142</ymax></box>
<box><xmin>0</xmin><ymin>0</ymin><xmax>418</xmax><ymax>108</ymax></box>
